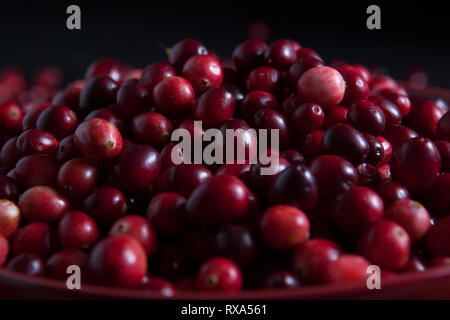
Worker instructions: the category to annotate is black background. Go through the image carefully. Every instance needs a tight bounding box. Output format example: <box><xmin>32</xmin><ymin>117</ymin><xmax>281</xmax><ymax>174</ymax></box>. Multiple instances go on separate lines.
<box><xmin>1</xmin><ymin>0</ymin><xmax>449</xmax><ymax>87</ymax></box>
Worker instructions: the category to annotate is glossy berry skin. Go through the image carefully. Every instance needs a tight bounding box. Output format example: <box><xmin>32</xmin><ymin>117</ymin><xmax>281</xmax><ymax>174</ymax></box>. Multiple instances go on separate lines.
<box><xmin>45</xmin><ymin>249</ymin><xmax>88</xmax><ymax>280</ymax></box>
<box><xmin>297</xmin><ymin>47</ymin><xmax>323</xmax><ymax>61</ymax></box>
<box><xmin>0</xmin><ymin>101</ymin><xmax>23</xmax><ymax>135</ymax></box>
<box><xmin>422</xmin><ymin>173</ymin><xmax>450</xmax><ymax>218</ymax></box>
<box><xmin>0</xmin><ymin>137</ymin><xmax>21</xmax><ymax>169</ymax></box>
<box><xmin>385</xmin><ymin>199</ymin><xmax>431</xmax><ymax>242</ymax></box>
<box><xmin>251</xmin><ymin>108</ymin><xmax>291</xmax><ymax>150</ymax></box>
<box><xmin>382</xmin><ymin>124</ymin><xmax>418</xmax><ymax>152</ymax></box>
<box><xmin>152</xmin><ymin>76</ymin><xmax>195</xmax><ymax>119</ymax></box>
<box><xmin>391</xmin><ymin>137</ymin><xmax>441</xmax><ymax>194</ymax></box>
<box><xmin>332</xmin><ymin>186</ymin><xmax>384</xmax><ymax>237</ymax></box>
<box><xmin>192</xmin><ymin>88</ymin><xmax>234</xmax><ymax>128</ymax></box>
<box><xmin>341</xmin><ymin>72</ymin><xmax>369</xmax><ymax>107</ymax></box>
<box><xmin>147</xmin><ymin>192</ymin><xmax>187</xmax><ymax>238</ymax></box>
<box><xmin>83</xmin><ymin>187</ymin><xmax>127</xmax><ymax>226</ymax></box>
<box><xmin>309</xmin><ymin>155</ymin><xmax>358</xmax><ymax>199</ymax></box>
<box><xmin>280</xmin><ymin>150</ymin><xmax>305</xmax><ymax>164</ymax></box>
<box><xmin>131</xmin><ymin>112</ymin><xmax>172</xmax><ymax>149</ymax></box>
<box><xmin>167</xmin><ymin>164</ymin><xmax>212</xmax><ymax>198</ymax></box>
<box><xmin>297</xmin><ymin>66</ymin><xmax>345</xmax><ymax>108</ymax></box>
<box><xmin>347</xmin><ymin>100</ymin><xmax>386</xmax><ymax>136</ymax></box>
<box><xmin>36</xmin><ymin>105</ymin><xmax>77</xmax><ymax>140</ymax></box>
<box><xmin>377</xmin><ymin>136</ymin><xmax>393</xmax><ymax>165</ymax></box>
<box><xmin>6</xmin><ymin>253</ymin><xmax>45</xmax><ymax>277</ymax></box>
<box><xmin>85</xmin><ymin>108</ymin><xmax>126</xmax><ymax>134</ymax></box>
<box><xmin>79</xmin><ymin>75</ymin><xmax>119</xmax><ymax>114</ymax></box>
<box><xmin>186</xmin><ymin>174</ymin><xmax>249</xmax><ymax>225</ymax></box>
<box><xmin>322</xmin><ymin>123</ymin><xmax>370</xmax><ymax>164</ymax></box>
<box><xmin>324</xmin><ymin>254</ymin><xmax>371</xmax><ymax>285</ymax></box>
<box><xmin>260</xmin><ymin>205</ymin><xmax>310</xmax><ymax>251</ymax></box>
<box><xmin>57</xmin><ymin>211</ymin><xmax>99</xmax><ymax>250</ymax></box>
<box><xmin>240</xmin><ymin>90</ymin><xmax>279</xmax><ymax>120</ymax></box>
<box><xmin>0</xmin><ymin>235</ymin><xmax>8</xmax><ymax>266</ymax></box>
<box><xmin>22</xmin><ymin>103</ymin><xmax>51</xmax><ymax>130</ymax></box>
<box><xmin>384</xmin><ymin>93</ymin><xmax>411</xmax><ymax>117</ymax></box>
<box><xmin>356</xmin><ymin>163</ymin><xmax>382</xmax><ymax>187</ymax></box>
<box><xmin>56</xmin><ymin>135</ymin><xmax>82</xmax><ymax>163</ymax></box>
<box><xmin>74</xmin><ymin>118</ymin><xmax>123</xmax><ymax>160</ymax></box>
<box><xmin>247</xmin><ymin>156</ymin><xmax>290</xmax><ymax>195</ymax></box>
<box><xmin>12</xmin><ymin>222</ymin><xmax>58</xmax><ymax>258</ymax></box>
<box><xmin>426</xmin><ymin>216</ymin><xmax>450</xmax><ymax>257</ymax></box>
<box><xmin>407</xmin><ymin>101</ymin><xmax>444</xmax><ymax>138</ymax></box>
<box><xmin>196</xmin><ymin>257</ymin><xmax>243</xmax><ymax>292</ymax></box>
<box><xmin>261</xmin><ymin>270</ymin><xmax>300</xmax><ymax>289</ymax></box>
<box><xmin>292</xmin><ymin>239</ymin><xmax>342</xmax><ymax>285</ymax></box>
<box><xmin>112</xmin><ymin>144</ymin><xmax>161</xmax><ymax>193</ymax></box>
<box><xmin>168</xmin><ymin>39</ymin><xmax>208</xmax><ymax>72</ymax></box>
<box><xmin>52</xmin><ymin>81</ymin><xmax>84</xmax><ymax>113</ymax></box>
<box><xmin>290</xmin><ymin>103</ymin><xmax>324</xmax><ymax>134</ymax></box>
<box><xmin>141</xmin><ymin>276</ymin><xmax>176</xmax><ymax>297</ymax></box>
<box><xmin>14</xmin><ymin>154</ymin><xmax>60</xmax><ymax>189</ymax></box>
<box><xmin>268</xmin><ymin>164</ymin><xmax>318</xmax><ymax>212</ymax></box>
<box><xmin>374</xmin><ymin>180</ymin><xmax>410</xmax><ymax>206</ymax></box>
<box><xmin>183</xmin><ymin>55</ymin><xmax>223</xmax><ymax>95</ymax></box>
<box><xmin>115</xmin><ymin>80</ymin><xmax>152</xmax><ymax>120</ymax></box>
<box><xmin>362</xmin><ymin>133</ymin><xmax>384</xmax><ymax>166</ymax></box>
<box><xmin>232</xmin><ymin>40</ymin><xmax>267</xmax><ymax>73</ymax></box>
<box><xmin>19</xmin><ymin>186</ymin><xmax>69</xmax><ymax>224</ymax></box>
<box><xmin>286</xmin><ymin>57</ymin><xmax>324</xmax><ymax>91</ymax></box>
<box><xmin>264</xmin><ymin>40</ymin><xmax>297</xmax><ymax>70</ymax></box>
<box><xmin>110</xmin><ymin>215</ymin><xmax>158</xmax><ymax>256</ymax></box>
<box><xmin>0</xmin><ymin>176</ymin><xmax>19</xmax><ymax>202</ymax></box>
<box><xmin>84</xmin><ymin>58</ymin><xmax>122</xmax><ymax>83</ymax></box>
<box><xmin>219</xmin><ymin>118</ymin><xmax>258</xmax><ymax>163</ymax></box>
<box><xmin>358</xmin><ymin>220</ymin><xmax>411</xmax><ymax>270</ymax></box>
<box><xmin>247</xmin><ymin>66</ymin><xmax>282</xmax><ymax>94</ymax></box>
<box><xmin>17</xmin><ymin>129</ymin><xmax>59</xmax><ymax>156</ymax></box>
<box><xmin>140</xmin><ymin>62</ymin><xmax>176</xmax><ymax>91</ymax></box>
<box><xmin>89</xmin><ymin>235</ymin><xmax>147</xmax><ymax>288</ymax></box>
<box><xmin>434</xmin><ymin>140</ymin><xmax>450</xmax><ymax>172</ymax></box>
<box><xmin>436</xmin><ymin>111</ymin><xmax>450</xmax><ymax>141</ymax></box>
<box><xmin>57</xmin><ymin>158</ymin><xmax>98</xmax><ymax>199</ymax></box>
<box><xmin>0</xmin><ymin>199</ymin><xmax>20</xmax><ymax>237</ymax></box>
<box><xmin>368</xmin><ymin>95</ymin><xmax>402</xmax><ymax>127</ymax></box>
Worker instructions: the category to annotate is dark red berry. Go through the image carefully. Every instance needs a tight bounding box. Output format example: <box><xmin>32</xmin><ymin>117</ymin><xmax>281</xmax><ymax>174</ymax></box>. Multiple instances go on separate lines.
<box><xmin>57</xmin><ymin>210</ymin><xmax>99</xmax><ymax>250</ymax></box>
<box><xmin>183</xmin><ymin>55</ymin><xmax>223</xmax><ymax>95</ymax></box>
<box><xmin>79</xmin><ymin>75</ymin><xmax>119</xmax><ymax>114</ymax></box>
<box><xmin>152</xmin><ymin>76</ymin><xmax>195</xmax><ymax>119</ymax></box>
<box><xmin>232</xmin><ymin>40</ymin><xmax>267</xmax><ymax>73</ymax></box>
<box><xmin>140</xmin><ymin>62</ymin><xmax>176</xmax><ymax>91</ymax></box>
<box><xmin>84</xmin><ymin>187</ymin><xmax>127</xmax><ymax>225</ymax></box>
<box><xmin>347</xmin><ymin>100</ymin><xmax>386</xmax><ymax>136</ymax></box>
<box><xmin>12</xmin><ymin>222</ymin><xmax>58</xmax><ymax>258</ymax></box>
<box><xmin>196</xmin><ymin>257</ymin><xmax>243</xmax><ymax>292</ymax></box>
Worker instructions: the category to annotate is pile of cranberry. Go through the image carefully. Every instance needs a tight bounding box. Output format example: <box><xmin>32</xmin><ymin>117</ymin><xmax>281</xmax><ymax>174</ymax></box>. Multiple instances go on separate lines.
<box><xmin>0</xmin><ymin>38</ymin><xmax>449</xmax><ymax>296</ymax></box>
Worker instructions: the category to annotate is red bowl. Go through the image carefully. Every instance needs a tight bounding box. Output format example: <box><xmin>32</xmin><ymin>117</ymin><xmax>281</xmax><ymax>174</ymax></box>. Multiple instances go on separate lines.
<box><xmin>0</xmin><ymin>83</ymin><xmax>449</xmax><ymax>300</ymax></box>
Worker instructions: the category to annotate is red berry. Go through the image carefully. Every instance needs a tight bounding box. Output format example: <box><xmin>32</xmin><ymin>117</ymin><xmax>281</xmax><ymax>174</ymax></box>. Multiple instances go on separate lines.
<box><xmin>183</xmin><ymin>55</ymin><xmax>223</xmax><ymax>95</ymax></box>
<box><xmin>347</xmin><ymin>100</ymin><xmax>386</xmax><ymax>136</ymax></box>
<box><xmin>240</xmin><ymin>90</ymin><xmax>278</xmax><ymax>120</ymax></box>
<box><xmin>12</xmin><ymin>222</ymin><xmax>58</xmax><ymax>258</ymax></box>
<box><xmin>0</xmin><ymin>234</ymin><xmax>9</xmax><ymax>266</ymax></box>
<box><xmin>196</xmin><ymin>257</ymin><xmax>243</xmax><ymax>292</ymax></box>
<box><xmin>56</xmin><ymin>134</ymin><xmax>82</xmax><ymax>163</ymax></box>
<box><xmin>341</xmin><ymin>72</ymin><xmax>369</xmax><ymax>107</ymax></box>
<box><xmin>167</xmin><ymin>164</ymin><xmax>212</xmax><ymax>198</ymax></box>
<box><xmin>17</xmin><ymin>129</ymin><xmax>59</xmax><ymax>156</ymax></box>
<box><xmin>232</xmin><ymin>40</ymin><xmax>267</xmax><ymax>73</ymax></box>
<box><xmin>83</xmin><ymin>187</ymin><xmax>127</xmax><ymax>225</ymax></box>
<box><xmin>251</xmin><ymin>108</ymin><xmax>291</xmax><ymax>150</ymax></box>
<box><xmin>192</xmin><ymin>87</ymin><xmax>234</xmax><ymax>128</ymax></box>
<box><xmin>168</xmin><ymin>39</ymin><xmax>208</xmax><ymax>72</ymax></box>
<box><xmin>383</xmin><ymin>124</ymin><xmax>418</xmax><ymax>152</ymax></box>
<box><xmin>141</xmin><ymin>276</ymin><xmax>176</xmax><ymax>297</ymax></box>
<box><xmin>131</xmin><ymin>112</ymin><xmax>172</xmax><ymax>149</ymax></box>
<box><xmin>434</xmin><ymin>140</ymin><xmax>450</xmax><ymax>172</ymax></box>
<box><xmin>14</xmin><ymin>154</ymin><xmax>60</xmax><ymax>189</ymax></box>
<box><xmin>436</xmin><ymin>111</ymin><xmax>450</xmax><ymax>141</ymax></box>
<box><xmin>6</xmin><ymin>253</ymin><xmax>45</xmax><ymax>277</ymax></box>
<box><xmin>0</xmin><ymin>101</ymin><xmax>24</xmax><ymax>135</ymax></box>
<box><xmin>406</xmin><ymin>101</ymin><xmax>444</xmax><ymax>138</ymax></box>
<box><xmin>152</xmin><ymin>76</ymin><xmax>195</xmax><ymax>119</ymax></box>
<box><xmin>36</xmin><ymin>105</ymin><xmax>77</xmax><ymax>140</ymax></box>
<box><xmin>261</xmin><ymin>270</ymin><xmax>300</xmax><ymax>289</ymax></box>
<box><xmin>0</xmin><ymin>199</ymin><xmax>20</xmax><ymax>237</ymax></box>
<box><xmin>264</xmin><ymin>40</ymin><xmax>297</xmax><ymax>70</ymax></box>
<box><xmin>368</xmin><ymin>95</ymin><xmax>402</xmax><ymax>126</ymax></box>
<box><xmin>22</xmin><ymin>103</ymin><xmax>51</xmax><ymax>131</ymax></box>
<box><xmin>57</xmin><ymin>158</ymin><xmax>99</xmax><ymax>199</ymax></box>
<box><xmin>79</xmin><ymin>75</ymin><xmax>119</xmax><ymax>114</ymax></box>
<box><xmin>46</xmin><ymin>249</ymin><xmax>88</xmax><ymax>280</ymax></box>
<box><xmin>286</xmin><ymin>57</ymin><xmax>324</xmax><ymax>91</ymax></box>
<box><xmin>324</xmin><ymin>254</ymin><xmax>370</xmax><ymax>285</ymax></box>
<box><xmin>290</xmin><ymin>103</ymin><xmax>324</xmax><ymax>134</ymax></box>
<box><xmin>57</xmin><ymin>210</ymin><xmax>99</xmax><ymax>250</ymax></box>
<box><xmin>247</xmin><ymin>66</ymin><xmax>282</xmax><ymax>94</ymax></box>
<box><xmin>147</xmin><ymin>192</ymin><xmax>187</xmax><ymax>238</ymax></box>
<box><xmin>85</xmin><ymin>58</ymin><xmax>122</xmax><ymax>83</ymax></box>
<box><xmin>422</xmin><ymin>173</ymin><xmax>450</xmax><ymax>217</ymax></box>
<box><xmin>0</xmin><ymin>176</ymin><xmax>19</xmax><ymax>202</ymax></box>
<box><xmin>373</xmin><ymin>180</ymin><xmax>410</xmax><ymax>206</ymax></box>
<box><xmin>140</xmin><ymin>62</ymin><xmax>176</xmax><ymax>91</ymax></box>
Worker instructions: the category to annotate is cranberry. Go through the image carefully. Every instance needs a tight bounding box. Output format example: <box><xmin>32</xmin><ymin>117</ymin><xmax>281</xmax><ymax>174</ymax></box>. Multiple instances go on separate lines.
<box><xmin>140</xmin><ymin>62</ymin><xmax>176</xmax><ymax>91</ymax></box>
<box><xmin>434</xmin><ymin>140</ymin><xmax>450</xmax><ymax>172</ymax></box>
<box><xmin>286</xmin><ymin>57</ymin><xmax>324</xmax><ymax>91</ymax></box>
<box><xmin>22</xmin><ymin>103</ymin><xmax>51</xmax><ymax>130</ymax></box>
<box><xmin>115</xmin><ymin>81</ymin><xmax>151</xmax><ymax>120</ymax></box>
<box><xmin>232</xmin><ymin>40</ymin><xmax>267</xmax><ymax>73</ymax></box>
<box><xmin>370</xmin><ymin>75</ymin><xmax>400</xmax><ymax>94</ymax></box>
<box><xmin>358</xmin><ymin>220</ymin><xmax>411</xmax><ymax>270</ymax></box>
<box><xmin>219</xmin><ymin>118</ymin><xmax>258</xmax><ymax>163</ymax></box>
<box><xmin>0</xmin><ymin>137</ymin><xmax>21</xmax><ymax>169</ymax></box>
<box><xmin>299</xmin><ymin>130</ymin><xmax>325</xmax><ymax>161</ymax></box>
<box><xmin>0</xmin><ymin>235</ymin><xmax>8</xmax><ymax>266</ymax></box>
<box><xmin>0</xmin><ymin>176</ymin><xmax>19</xmax><ymax>202</ymax></box>
<box><xmin>56</xmin><ymin>135</ymin><xmax>82</xmax><ymax>162</ymax></box>
<box><xmin>89</xmin><ymin>235</ymin><xmax>147</xmax><ymax>288</ymax></box>
<box><xmin>6</xmin><ymin>253</ymin><xmax>45</xmax><ymax>277</ymax></box>
<box><xmin>356</xmin><ymin>163</ymin><xmax>382</xmax><ymax>186</ymax></box>
<box><xmin>322</xmin><ymin>123</ymin><xmax>369</xmax><ymax>164</ymax></box>
<box><xmin>391</xmin><ymin>137</ymin><xmax>441</xmax><ymax>194</ymax></box>
<box><xmin>85</xmin><ymin>108</ymin><xmax>126</xmax><ymax>134</ymax></box>
<box><xmin>385</xmin><ymin>199</ymin><xmax>431</xmax><ymax>242</ymax></box>
<box><xmin>247</xmin><ymin>156</ymin><xmax>290</xmax><ymax>195</ymax></box>
<box><xmin>422</xmin><ymin>173</ymin><xmax>450</xmax><ymax>218</ymax></box>
<box><xmin>436</xmin><ymin>111</ymin><xmax>450</xmax><ymax>141</ymax></box>
<box><xmin>384</xmin><ymin>93</ymin><xmax>411</xmax><ymax>117</ymax></box>
<box><xmin>151</xmin><ymin>243</ymin><xmax>192</xmax><ymax>281</ymax></box>
<box><xmin>141</xmin><ymin>276</ymin><xmax>176</xmax><ymax>297</ymax></box>
<box><xmin>296</xmin><ymin>47</ymin><xmax>322</xmax><ymax>61</ymax></box>
<box><xmin>35</xmin><ymin>105</ymin><xmax>77</xmax><ymax>140</ymax></box>
<box><xmin>332</xmin><ymin>186</ymin><xmax>384</xmax><ymax>236</ymax></box>
<box><xmin>196</xmin><ymin>257</ymin><xmax>243</xmax><ymax>292</ymax></box>
<box><xmin>79</xmin><ymin>75</ymin><xmax>119</xmax><ymax>114</ymax></box>
<box><xmin>19</xmin><ymin>185</ymin><xmax>69</xmax><ymax>222</ymax></box>
<box><xmin>368</xmin><ymin>95</ymin><xmax>402</xmax><ymax>126</ymax></box>
<box><xmin>85</xmin><ymin>58</ymin><xmax>122</xmax><ymax>83</ymax></box>
<box><xmin>260</xmin><ymin>205</ymin><xmax>309</xmax><ymax>251</ymax></box>
<box><xmin>247</xmin><ymin>66</ymin><xmax>282</xmax><ymax>94</ymax></box>
<box><xmin>261</xmin><ymin>270</ymin><xmax>300</xmax><ymax>289</ymax></box>
<box><xmin>110</xmin><ymin>215</ymin><xmax>158</xmax><ymax>256</ymax></box>
<box><xmin>147</xmin><ymin>192</ymin><xmax>187</xmax><ymax>238</ymax></box>
<box><xmin>383</xmin><ymin>124</ymin><xmax>418</xmax><ymax>152</ymax></box>
<box><xmin>0</xmin><ymin>101</ymin><xmax>23</xmax><ymax>135</ymax></box>
<box><xmin>215</xmin><ymin>162</ymin><xmax>252</xmax><ymax>180</ymax></box>
<box><xmin>240</xmin><ymin>90</ymin><xmax>279</xmax><ymax>120</ymax></box>
<box><xmin>406</xmin><ymin>101</ymin><xmax>444</xmax><ymax>138</ymax></box>
<box><xmin>323</xmin><ymin>254</ymin><xmax>371</xmax><ymax>285</ymax></box>
<box><xmin>131</xmin><ymin>112</ymin><xmax>172</xmax><ymax>149</ymax></box>
<box><xmin>361</xmin><ymin>133</ymin><xmax>384</xmax><ymax>167</ymax></box>
<box><xmin>46</xmin><ymin>249</ymin><xmax>88</xmax><ymax>280</ymax></box>
<box><xmin>341</xmin><ymin>73</ymin><xmax>370</xmax><ymax>107</ymax></box>
<box><xmin>251</xmin><ymin>108</ymin><xmax>291</xmax><ymax>150</ymax></box>
<box><xmin>83</xmin><ymin>187</ymin><xmax>127</xmax><ymax>225</ymax></box>
<box><xmin>57</xmin><ymin>158</ymin><xmax>98</xmax><ymax>199</ymax></box>
<box><xmin>152</xmin><ymin>76</ymin><xmax>195</xmax><ymax>119</ymax></box>
<box><xmin>347</xmin><ymin>100</ymin><xmax>386</xmax><ymax>136</ymax></box>
<box><xmin>264</xmin><ymin>40</ymin><xmax>297</xmax><ymax>70</ymax></box>
<box><xmin>57</xmin><ymin>210</ymin><xmax>99</xmax><ymax>250</ymax></box>
<box><xmin>297</xmin><ymin>66</ymin><xmax>345</xmax><ymax>108</ymax></box>
<box><xmin>268</xmin><ymin>164</ymin><xmax>318</xmax><ymax>212</ymax></box>
<box><xmin>377</xmin><ymin>136</ymin><xmax>393</xmax><ymax>164</ymax></box>
<box><xmin>52</xmin><ymin>81</ymin><xmax>84</xmax><ymax>113</ymax></box>
<box><xmin>290</xmin><ymin>103</ymin><xmax>324</xmax><ymax>134</ymax></box>
<box><xmin>160</xmin><ymin>143</ymin><xmax>185</xmax><ymax>170</ymax></box>
<box><xmin>168</xmin><ymin>39</ymin><xmax>208</xmax><ymax>72</ymax></box>
<box><xmin>74</xmin><ymin>118</ymin><xmax>123</xmax><ymax>160</ymax></box>
<box><xmin>212</xmin><ymin>225</ymin><xmax>259</xmax><ymax>267</ymax></box>
<box><xmin>15</xmin><ymin>154</ymin><xmax>60</xmax><ymax>188</ymax></box>
<box><xmin>374</xmin><ymin>180</ymin><xmax>410</xmax><ymax>206</ymax></box>
<box><xmin>426</xmin><ymin>216</ymin><xmax>450</xmax><ymax>257</ymax></box>
<box><xmin>17</xmin><ymin>129</ymin><xmax>58</xmax><ymax>156</ymax></box>
<box><xmin>183</xmin><ymin>55</ymin><xmax>223</xmax><ymax>95</ymax></box>
<box><xmin>192</xmin><ymin>87</ymin><xmax>234</xmax><ymax>128</ymax></box>
<box><xmin>167</xmin><ymin>164</ymin><xmax>212</xmax><ymax>198</ymax></box>
<box><xmin>0</xmin><ymin>199</ymin><xmax>20</xmax><ymax>237</ymax></box>
<box><xmin>186</xmin><ymin>174</ymin><xmax>249</xmax><ymax>225</ymax></box>
<box><xmin>12</xmin><ymin>222</ymin><xmax>58</xmax><ymax>258</ymax></box>
<box><xmin>292</xmin><ymin>239</ymin><xmax>342</xmax><ymax>285</ymax></box>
